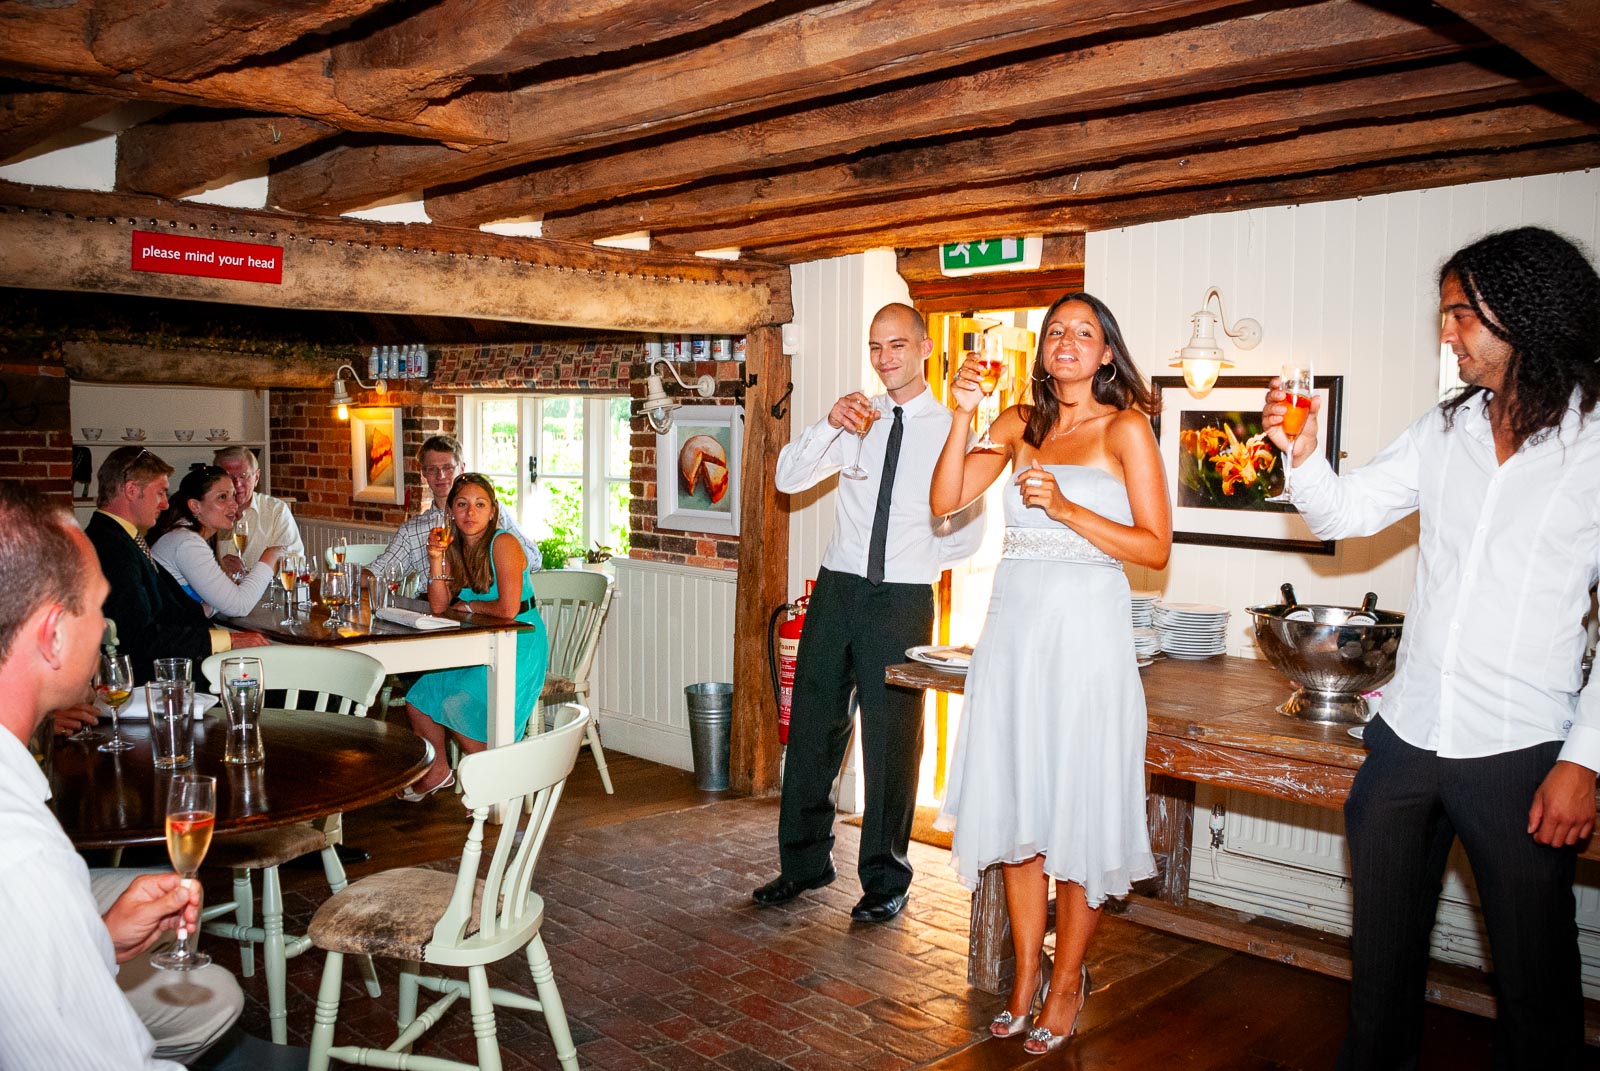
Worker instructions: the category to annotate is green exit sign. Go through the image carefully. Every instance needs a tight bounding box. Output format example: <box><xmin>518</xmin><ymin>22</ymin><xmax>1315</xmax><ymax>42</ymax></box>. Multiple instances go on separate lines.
<box><xmin>940</xmin><ymin>236</ymin><xmax>1042</xmax><ymax>276</ymax></box>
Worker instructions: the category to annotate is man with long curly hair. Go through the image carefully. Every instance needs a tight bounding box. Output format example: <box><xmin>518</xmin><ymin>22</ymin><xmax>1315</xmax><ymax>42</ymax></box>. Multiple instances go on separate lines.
<box><xmin>1263</xmin><ymin>226</ymin><xmax>1600</xmax><ymax>1069</ymax></box>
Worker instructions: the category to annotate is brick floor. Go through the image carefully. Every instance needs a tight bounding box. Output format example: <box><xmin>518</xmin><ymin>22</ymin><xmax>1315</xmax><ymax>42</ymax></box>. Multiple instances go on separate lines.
<box><xmin>211</xmin><ymin>796</ymin><xmax>995</xmax><ymax>1069</ymax></box>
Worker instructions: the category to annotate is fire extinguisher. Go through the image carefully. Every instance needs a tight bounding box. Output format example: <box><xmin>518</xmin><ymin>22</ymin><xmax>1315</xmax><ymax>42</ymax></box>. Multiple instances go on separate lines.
<box><xmin>767</xmin><ymin>582</ymin><xmax>813</xmax><ymax>745</ymax></box>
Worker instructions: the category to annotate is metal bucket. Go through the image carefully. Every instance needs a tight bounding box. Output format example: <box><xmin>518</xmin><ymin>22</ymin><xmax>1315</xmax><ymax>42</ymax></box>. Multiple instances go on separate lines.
<box><xmin>684</xmin><ymin>682</ymin><xmax>733</xmax><ymax>791</ymax></box>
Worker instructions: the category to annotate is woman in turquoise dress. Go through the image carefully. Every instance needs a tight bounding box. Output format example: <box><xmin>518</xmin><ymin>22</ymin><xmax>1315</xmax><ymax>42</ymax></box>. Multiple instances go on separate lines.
<box><xmin>401</xmin><ymin>473</ymin><xmax>548</xmax><ymax>799</ymax></box>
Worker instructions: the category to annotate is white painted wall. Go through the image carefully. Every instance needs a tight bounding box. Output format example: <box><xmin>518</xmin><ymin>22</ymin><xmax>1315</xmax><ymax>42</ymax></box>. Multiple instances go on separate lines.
<box><xmin>1088</xmin><ymin>168</ymin><xmax>1600</xmax><ymax>654</ymax></box>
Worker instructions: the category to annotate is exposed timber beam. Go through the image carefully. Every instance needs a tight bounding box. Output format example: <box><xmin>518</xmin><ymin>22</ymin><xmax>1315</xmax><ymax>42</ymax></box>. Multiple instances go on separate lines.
<box><xmin>62</xmin><ymin>342</ymin><xmax>341</xmax><ymax>390</ymax></box>
<box><xmin>757</xmin><ymin>140</ymin><xmax>1600</xmax><ymax>263</ymax></box>
<box><xmin>0</xmin><ymin>87</ymin><xmax>122</xmax><ymax>163</ymax></box>
<box><xmin>653</xmin><ymin>103</ymin><xmax>1599</xmax><ymax>254</ymax></box>
<box><xmin>117</xmin><ymin>111</ymin><xmax>336</xmax><ymax>199</ymax></box>
<box><xmin>541</xmin><ymin>59</ymin><xmax>1542</xmax><ymax>242</ymax></box>
<box><xmin>1432</xmin><ymin>0</ymin><xmax>1600</xmax><ymax>104</ymax></box>
<box><xmin>269</xmin><ymin>0</ymin><xmax>1245</xmax><ymax>214</ymax></box>
<box><xmin>422</xmin><ymin>0</ymin><xmax>1482</xmax><ymax>226</ymax></box>
<box><xmin>0</xmin><ymin>184</ymin><xmax>791</xmax><ymax>334</ymax></box>
<box><xmin>85</xmin><ymin>0</ymin><xmax>394</xmax><ymax>82</ymax></box>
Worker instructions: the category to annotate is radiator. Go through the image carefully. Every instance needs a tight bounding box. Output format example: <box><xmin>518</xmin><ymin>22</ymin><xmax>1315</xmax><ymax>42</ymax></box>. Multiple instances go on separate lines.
<box><xmin>298</xmin><ymin>517</ymin><xmax>400</xmax><ymax>568</ymax></box>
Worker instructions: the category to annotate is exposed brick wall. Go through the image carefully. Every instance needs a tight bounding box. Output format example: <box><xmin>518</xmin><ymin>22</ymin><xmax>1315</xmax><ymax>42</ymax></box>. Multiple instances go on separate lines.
<box><xmin>0</xmin><ymin>342</ymin><xmax>74</xmax><ymax>506</ymax></box>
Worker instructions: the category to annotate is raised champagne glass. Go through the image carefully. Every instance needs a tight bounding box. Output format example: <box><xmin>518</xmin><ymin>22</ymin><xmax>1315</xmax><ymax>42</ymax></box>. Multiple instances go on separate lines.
<box><xmin>96</xmin><ymin>652</ymin><xmax>135</xmax><ymax>753</ymax></box>
<box><xmin>840</xmin><ymin>401</ymin><xmax>881</xmax><ymax>481</ymax></box>
<box><xmin>969</xmin><ymin>340</ymin><xmax>1006</xmax><ymax>452</ymax></box>
<box><xmin>430</xmin><ymin>525</ymin><xmax>454</xmax><ymax>580</ymax></box>
<box><xmin>151</xmin><ymin>774</ymin><xmax>215</xmax><ymax>971</ymax></box>
<box><xmin>228</xmin><ymin>516</ymin><xmax>251</xmax><ymax>580</ymax></box>
<box><xmin>1267</xmin><ymin>362</ymin><xmax>1314</xmax><ymax>503</ymax></box>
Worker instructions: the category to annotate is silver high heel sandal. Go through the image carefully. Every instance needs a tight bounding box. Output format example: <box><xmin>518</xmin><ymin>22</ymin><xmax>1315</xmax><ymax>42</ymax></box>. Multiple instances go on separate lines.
<box><xmin>989</xmin><ymin>953</ymin><xmax>1051</xmax><ymax>1039</ymax></box>
<box><xmin>1024</xmin><ymin>962</ymin><xmax>1089</xmax><ymax>1054</ymax></box>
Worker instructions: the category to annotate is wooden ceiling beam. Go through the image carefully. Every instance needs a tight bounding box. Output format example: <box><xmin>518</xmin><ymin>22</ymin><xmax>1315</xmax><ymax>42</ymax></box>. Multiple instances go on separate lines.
<box><xmin>422</xmin><ymin>0</ymin><xmax>1481</xmax><ymax>226</ymax></box>
<box><xmin>1432</xmin><ymin>0</ymin><xmax>1600</xmax><ymax>104</ymax></box>
<box><xmin>117</xmin><ymin>112</ymin><xmax>337</xmax><ymax>200</ymax></box>
<box><xmin>0</xmin><ymin>184</ymin><xmax>792</xmax><ymax>334</ymax></box>
<box><xmin>269</xmin><ymin>0</ymin><xmax>1245</xmax><ymax>214</ymax></box>
<box><xmin>755</xmin><ymin>140</ymin><xmax>1600</xmax><ymax>263</ymax></box>
<box><xmin>541</xmin><ymin>60</ymin><xmax>1540</xmax><ymax>242</ymax></box>
<box><xmin>0</xmin><ymin>88</ymin><xmax>122</xmax><ymax>163</ymax></box>
<box><xmin>652</xmin><ymin>103</ymin><xmax>1598</xmax><ymax>253</ymax></box>
<box><xmin>86</xmin><ymin>0</ymin><xmax>393</xmax><ymax>81</ymax></box>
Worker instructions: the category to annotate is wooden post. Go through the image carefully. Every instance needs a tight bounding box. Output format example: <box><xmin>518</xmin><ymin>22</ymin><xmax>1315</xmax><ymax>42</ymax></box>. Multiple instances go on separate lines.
<box><xmin>1147</xmin><ymin>773</ymin><xmax>1198</xmax><ymax>906</ymax></box>
<box><xmin>729</xmin><ymin>325</ymin><xmax>791</xmax><ymax>796</ymax></box>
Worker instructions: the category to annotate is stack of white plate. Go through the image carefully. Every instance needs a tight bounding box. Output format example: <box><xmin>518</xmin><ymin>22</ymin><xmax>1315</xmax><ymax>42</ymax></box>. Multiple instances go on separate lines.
<box><xmin>1130</xmin><ymin>590</ymin><xmax>1159</xmax><ymax>628</ymax></box>
<box><xmin>1153</xmin><ymin>601</ymin><xmax>1229</xmax><ymax>659</ymax></box>
<box><xmin>1133</xmin><ymin>626</ymin><xmax>1161</xmax><ymax>667</ymax></box>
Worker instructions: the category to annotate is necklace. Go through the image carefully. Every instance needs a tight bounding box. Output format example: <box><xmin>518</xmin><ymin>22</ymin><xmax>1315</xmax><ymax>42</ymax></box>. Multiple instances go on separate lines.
<box><xmin>1047</xmin><ymin>410</ymin><xmax>1112</xmax><ymax>439</ymax></box>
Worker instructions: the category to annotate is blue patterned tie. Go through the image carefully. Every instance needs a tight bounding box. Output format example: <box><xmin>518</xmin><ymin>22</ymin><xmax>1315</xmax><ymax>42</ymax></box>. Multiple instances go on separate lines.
<box><xmin>866</xmin><ymin>406</ymin><xmax>904</xmax><ymax>585</ymax></box>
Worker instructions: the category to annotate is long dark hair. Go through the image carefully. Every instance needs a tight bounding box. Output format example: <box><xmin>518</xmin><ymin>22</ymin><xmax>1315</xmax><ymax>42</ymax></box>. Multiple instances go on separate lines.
<box><xmin>1023</xmin><ymin>292</ymin><xmax>1157</xmax><ymax>448</ymax></box>
<box><xmin>444</xmin><ymin>472</ymin><xmax>504</xmax><ymax>596</ymax></box>
<box><xmin>1438</xmin><ymin>227</ymin><xmax>1600</xmax><ymax>444</ymax></box>
<box><xmin>148</xmin><ymin>466</ymin><xmax>230</xmax><ymax>543</ymax></box>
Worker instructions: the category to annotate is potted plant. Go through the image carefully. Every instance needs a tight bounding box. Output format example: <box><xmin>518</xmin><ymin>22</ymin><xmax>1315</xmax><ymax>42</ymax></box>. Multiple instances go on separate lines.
<box><xmin>582</xmin><ymin>543</ymin><xmax>613</xmax><ymax>573</ymax></box>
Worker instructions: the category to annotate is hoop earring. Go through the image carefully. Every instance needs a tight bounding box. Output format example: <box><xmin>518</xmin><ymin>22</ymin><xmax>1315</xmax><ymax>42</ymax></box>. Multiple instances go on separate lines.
<box><xmin>1098</xmin><ymin>362</ymin><xmax>1118</xmax><ymax>384</ymax></box>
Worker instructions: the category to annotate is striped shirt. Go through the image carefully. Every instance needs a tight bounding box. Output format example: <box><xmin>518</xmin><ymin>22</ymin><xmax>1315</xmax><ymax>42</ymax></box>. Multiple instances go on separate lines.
<box><xmin>369</xmin><ymin>506</ymin><xmax>541</xmax><ymax>580</ymax></box>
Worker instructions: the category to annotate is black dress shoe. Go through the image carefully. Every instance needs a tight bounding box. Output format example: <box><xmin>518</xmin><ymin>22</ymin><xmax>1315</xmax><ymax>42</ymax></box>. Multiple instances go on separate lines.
<box><xmin>850</xmin><ymin>892</ymin><xmax>907</xmax><ymax>923</ymax></box>
<box><xmin>752</xmin><ymin>867</ymin><xmax>837</xmax><ymax>906</ymax></box>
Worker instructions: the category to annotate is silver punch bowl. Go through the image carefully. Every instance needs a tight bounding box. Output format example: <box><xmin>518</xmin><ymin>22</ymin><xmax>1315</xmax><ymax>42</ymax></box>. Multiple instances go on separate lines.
<box><xmin>1247</xmin><ymin>603</ymin><xmax>1405</xmax><ymax>724</ymax></box>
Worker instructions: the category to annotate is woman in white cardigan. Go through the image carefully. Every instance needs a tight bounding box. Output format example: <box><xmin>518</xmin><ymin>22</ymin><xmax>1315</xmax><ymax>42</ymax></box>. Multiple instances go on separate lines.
<box><xmin>150</xmin><ymin>466</ymin><xmax>284</xmax><ymax>618</ymax></box>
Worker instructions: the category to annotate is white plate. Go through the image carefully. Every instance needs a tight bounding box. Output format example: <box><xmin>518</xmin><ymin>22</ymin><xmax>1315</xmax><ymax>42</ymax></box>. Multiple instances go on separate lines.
<box><xmin>907</xmin><ymin>645</ymin><xmax>971</xmax><ymax>670</ymax></box>
<box><xmin>1154</xmin><ymin>601</ymin><xmax>1228</xmax><ymax>614</ymax></box>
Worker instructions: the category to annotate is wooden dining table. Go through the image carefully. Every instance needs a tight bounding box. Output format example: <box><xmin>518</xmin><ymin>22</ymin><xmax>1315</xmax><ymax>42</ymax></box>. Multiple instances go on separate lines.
<box><xmin>217</xmin><ymin>591</ymin><xmax>534</xmax><ymax>748</ymax></box>
<box><xmin>52</xmin><ymin>710</ymin><xmax>430</xmax><ymax>850</ymax></box>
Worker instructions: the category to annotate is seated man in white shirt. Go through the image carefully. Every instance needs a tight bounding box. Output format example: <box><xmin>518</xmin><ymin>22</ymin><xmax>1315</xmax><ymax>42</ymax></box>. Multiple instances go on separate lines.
<box><xmin>367</xmin><ymin>434</ymin><xmax>539</xmax><ymax>586</ymax></box>
<box><xmin>214</xmin><ymin>446</ymin><xmax>304</xmax><ymax>573</ymax></box>
<box><xmin>0</xmin><ymin>480</ymin><xmax>243</xmax><ymax>1069</ymax></box>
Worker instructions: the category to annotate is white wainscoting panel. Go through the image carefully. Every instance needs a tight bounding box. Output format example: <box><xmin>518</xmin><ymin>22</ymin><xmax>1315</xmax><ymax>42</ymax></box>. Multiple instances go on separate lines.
<box><xmin>592</xmin><ymin>556</ymin><xmax>736</xmax><ymax>771</ymax></box>
<box><xmin>298</xmin><ymin>517</ymin><xmax>399</xmax><ymax>568</ymax></box>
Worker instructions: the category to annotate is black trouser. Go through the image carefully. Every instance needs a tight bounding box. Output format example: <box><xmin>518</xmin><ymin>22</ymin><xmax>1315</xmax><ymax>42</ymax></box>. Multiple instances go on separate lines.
<box><xmin>1338</xmin><ymin>715</ymin><xmax>1582</xmax><ymax>1071</ymax></box>
<box><xmin>776</xmin><ymin>567</ymin><xmax>934</xmax><ymax>898</ymax></box>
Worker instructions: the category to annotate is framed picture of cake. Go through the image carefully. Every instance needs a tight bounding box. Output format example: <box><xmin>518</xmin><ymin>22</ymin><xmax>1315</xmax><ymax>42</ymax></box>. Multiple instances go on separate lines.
<box><xmin>656</xmin><ymin>405</ymin><xmax>742</xmax><ymax>536</ymax></box>
<box><xmin>350</xmin><ymin>406</ymin><xmax>404</xmax><ymax>505</ymax></box>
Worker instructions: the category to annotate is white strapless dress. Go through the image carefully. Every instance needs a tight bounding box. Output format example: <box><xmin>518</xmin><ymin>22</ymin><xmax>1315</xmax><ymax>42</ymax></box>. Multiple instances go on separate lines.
<box><xmin>936</xmin><ymin>465</ymin><xmax>1155</xmax><ymax>907</ymax></box>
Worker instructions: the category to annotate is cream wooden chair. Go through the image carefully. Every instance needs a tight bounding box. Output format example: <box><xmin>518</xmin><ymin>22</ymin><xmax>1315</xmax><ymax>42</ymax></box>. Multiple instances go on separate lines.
<box><xmin>199</xmin><ymin>646</ymin><xmax>389</xmax><ymax>1045</ymax></box>
<box><xmin>323</xmin><ymin>542</ymin><xmax>389</xmax><ymax>569</ymax></box>
<box><xmin>535</xmin><ymin>569</ymin><xmax>615</xmax><ymax>793</ymax></box>
<box><xmin>305</xmin><ymin>710</ymin><xmax>589</xmax><ymax>1071</ymax></box>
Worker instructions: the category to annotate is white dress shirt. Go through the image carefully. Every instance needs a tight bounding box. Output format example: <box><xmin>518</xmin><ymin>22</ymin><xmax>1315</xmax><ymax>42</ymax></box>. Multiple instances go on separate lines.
<box><xmin>776</xmin><ymin>384</ymin><xmax>983</xmax><ymax>585</ymax></box>
<box><xmin>215</xmin><ymin>492</ymin><xmax>304</xmax><ymax>564</ymax></box>
<box><xmin>153</xmin><ymin>526</ymin><xmax>274</xmax><ymax>617</ymax></box>
<box><xmin>369</xmin><ymin>506</ymin><xmax>541</xmax><ymax>580</ymax></box>
<box><xmin>0</xmin><ymin>728</ymin><xmax>182</xmax><ymax>1070</ymax></box>
<box><xmin>1290</xmin><ymin>391</ymin><xmax>1600</xmax><ymax>769</ymax></box>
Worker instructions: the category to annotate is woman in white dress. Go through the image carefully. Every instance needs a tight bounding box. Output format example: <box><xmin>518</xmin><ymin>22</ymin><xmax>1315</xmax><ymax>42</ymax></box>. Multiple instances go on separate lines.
<box><xmin>931</xmin><ymin>292</ymin><xmax>1171</xmax><ymax>1054</ymax></box>
<box><xmin>150</xmin><ymin>466</ymin><xmax>283</xmax><ymax>618</ymax></box>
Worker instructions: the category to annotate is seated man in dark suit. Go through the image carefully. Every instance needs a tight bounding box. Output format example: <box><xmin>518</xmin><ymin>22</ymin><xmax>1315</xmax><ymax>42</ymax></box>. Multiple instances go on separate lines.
<box><xmin>86</xmin><ymin>447</ymin><xmax>267</xmax><ymax>686</ymax></box>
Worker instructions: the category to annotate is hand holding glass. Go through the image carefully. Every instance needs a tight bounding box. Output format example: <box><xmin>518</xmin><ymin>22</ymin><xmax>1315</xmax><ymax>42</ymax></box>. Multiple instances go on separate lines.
<box><xmin>963</xmin><ymin>347</ymin><xmax>1006</xmax><ymax>452</ymax></box>
<box><xmin>1267</xmin><ymin>363</ymin><xmax>1314</xmax><ymax>502</ymax></box>
<box><xmin>97</xmin><ymin>652</ymin><xmax>135</xmax><ymax>753</ymax></box>
<box><xmin>151</xmin><ymin>774</ymin><xmax>215</xmax><ymax>970</ymax></box>
<box><xmin>229</xmin><ymin>517</ymin><xmax>251</xmax><ymax>580</ymax></box>
<box><xmin>840</xmin><ymin>400</ymin><xmax>881</xmax><ymax>481</ymax></box>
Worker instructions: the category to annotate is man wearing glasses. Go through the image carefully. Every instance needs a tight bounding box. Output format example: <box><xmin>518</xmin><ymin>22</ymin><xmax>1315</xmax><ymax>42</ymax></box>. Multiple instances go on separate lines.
<box><xmin>212</xmin><ymin>445</ymin><xmax>304</xmax><ymax>574</ymax></box>
<box><xmin>367</xmin><ymin>435</ymin><xmax>539</xmax><ymax>586</ymax></box>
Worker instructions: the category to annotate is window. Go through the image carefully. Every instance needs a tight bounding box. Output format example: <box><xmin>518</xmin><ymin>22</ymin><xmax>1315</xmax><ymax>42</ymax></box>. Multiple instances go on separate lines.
<box><xmin>459</xmin><ymin>395</ymin><xmax>632</xmax><ymax>561</ymax></box>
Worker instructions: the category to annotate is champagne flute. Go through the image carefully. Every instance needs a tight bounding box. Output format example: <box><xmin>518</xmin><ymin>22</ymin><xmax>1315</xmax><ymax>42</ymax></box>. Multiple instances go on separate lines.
<box><xmin>151</xmin><ymin>774</ymin><xmax>215</xmax><ymax>971</ymax></box>
<box><xmin>96</xmin><ymin>653</ymin><xmax>135</xmax><ymax>754</ymax></box>
<box><xmin>320</xmin><ymin>569</ymin><xmax>350</xmax><ymax>628</ymax></box>
<box><xmin>430</xmin><ymin>525</ymin><xmax>454</xmax><ymax>580</ymax></box>
<box><xmin>229</xmin><ymin>516</ymin><xmax>251</xmax><ymax>581</ymax></box>
<box><xmin>332</xmin><ymin>536</ymin><xmax>348</xmax><ymax>566</ymax></box>
<box><xmin>1267</xmin><ymin>362</ymin><xmax>1314</xmax><ymax>502</ymax></box>
<box><xmin>840</xmin><ymin>401</ymin><xmax>881</xmax><ymax>481</ymax></box>
<box><xmin>277</xmin><ymin>553</ymin><xmax>302</xmax><ymax>626</ymax></box>
<box><xmin>968</xmin><ymin>337</ymin><xmax>1006</xmax><ymax>452</ymax></box>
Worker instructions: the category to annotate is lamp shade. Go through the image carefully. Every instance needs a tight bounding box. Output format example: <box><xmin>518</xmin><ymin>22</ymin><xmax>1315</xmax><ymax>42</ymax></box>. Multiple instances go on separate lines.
<box><xmin>1173</xmin><ymin>308</ymin><xmax>1232</xmax><ymax>393</ymax></box>
<box><xmin>641</xmin><ymin>373</ymin><xmax>679</xmax><ymax>433</ymax></box>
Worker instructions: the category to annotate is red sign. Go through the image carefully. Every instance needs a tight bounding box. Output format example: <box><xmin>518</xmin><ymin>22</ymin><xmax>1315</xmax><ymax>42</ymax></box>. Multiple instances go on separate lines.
<box><xmin>130</xmin><ymin>230</ymin><xmax>283</xmax><ymax>284</ymax></box>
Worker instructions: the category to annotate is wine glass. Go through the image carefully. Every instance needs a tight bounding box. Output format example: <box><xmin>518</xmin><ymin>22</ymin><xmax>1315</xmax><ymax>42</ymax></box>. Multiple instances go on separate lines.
<box><xmin>968</xmin><ymin>338</ymin><xmax>1006</xmax><ymax>452</ymax></box>
<box><xmin>229</xmin><ymin>516</ymin><xmax>251</xmax><ymax>581</ymax></box>
<box><xmin>1267</xmin><ymin>362</ymin><xmax>1314</xmax><ymax>502</ymax></box>
<box><xmin>277</xmin><ymin>553</ymin><xmax>302</xmax><ymax>626</ymax></box>
<box><xmin>840</xmin><ymin>401</ymin><xmax>882</xmax><ymax>481</ymax></box>
<box><xmin>96</xmin><ymin>653</ymin><xmax>135</xmax><ymax>754</ymax></box>
<box><xmin>332</xmin><ymin>536</ymin><xmax>348</xmax><ymax>567</ymax></box>
<box><xmin>430</xmin><ymin>525</ymin><xmax>454</xmax><ymax>580</ymax></box>
<box><xmin>151</xmin><ymin>774</ymin><xmax>216</xmax><ymax>971</ymax></box>
<box><xmin>320</xmin><ymin>569</ymin><xmax>350</xmax><ymax>628</ymax></box>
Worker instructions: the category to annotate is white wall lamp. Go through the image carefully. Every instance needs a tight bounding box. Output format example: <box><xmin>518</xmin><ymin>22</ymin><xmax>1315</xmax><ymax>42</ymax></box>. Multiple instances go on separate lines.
<box><xmin>640</xmin><ymin>359</ymin><xmax>716</xmax><ymax>433</ymax></box>
<box><xmin>330</xmin><ymin>363</ymin><xmax>386</xmax><ymax>421</ymax></box>
<box><xmin>1174</xmin><ymin>287</ymin><xmax>1263</xmax><ymax>395</ymax></box>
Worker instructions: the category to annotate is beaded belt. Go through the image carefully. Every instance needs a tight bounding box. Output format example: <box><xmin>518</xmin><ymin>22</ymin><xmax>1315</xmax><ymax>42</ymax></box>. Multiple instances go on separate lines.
<box><xmin>1001</xmin><ymin>526</ymin><xmax>1122</xmax><ymax>569</ymax></box>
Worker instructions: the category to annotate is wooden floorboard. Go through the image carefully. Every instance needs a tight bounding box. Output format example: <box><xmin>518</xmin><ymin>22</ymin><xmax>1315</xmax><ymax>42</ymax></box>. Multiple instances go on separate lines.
<box><xmin>120</xmin><ymin>707</ymin><xmax>1544</xmax><ymax>1068</ymax></box>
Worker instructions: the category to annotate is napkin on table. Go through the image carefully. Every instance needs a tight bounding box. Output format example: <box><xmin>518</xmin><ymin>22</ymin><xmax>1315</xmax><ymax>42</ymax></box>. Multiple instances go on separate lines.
<box><xmin>374</xmin><ymin>607</ymin><xmax>462</xmax><ymax>631</ymax></box>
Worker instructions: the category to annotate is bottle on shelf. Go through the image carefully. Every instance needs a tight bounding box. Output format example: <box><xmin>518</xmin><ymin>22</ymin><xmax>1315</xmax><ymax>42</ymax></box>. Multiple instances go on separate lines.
<box><xmin>368</xmin><ymin>345</ymin><xmax>381</xmax><ymax>380</ymax></box>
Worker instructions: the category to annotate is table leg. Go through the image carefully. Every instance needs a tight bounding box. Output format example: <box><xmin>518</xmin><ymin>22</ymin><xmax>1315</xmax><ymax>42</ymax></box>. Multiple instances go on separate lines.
<box><xmin>485</xmin><ymin>629</ymin><xmax>518</xmax><ymax>824</ymax></box>
<box><xmin>1147</xmin><ymin>774</ymin><xmax>1197</xmax><ymax>906</ymax></box>
<box><xmin>969</xmin><ymin>865</ymin><xmax>1012</xmax><ymax>994</ymax></box>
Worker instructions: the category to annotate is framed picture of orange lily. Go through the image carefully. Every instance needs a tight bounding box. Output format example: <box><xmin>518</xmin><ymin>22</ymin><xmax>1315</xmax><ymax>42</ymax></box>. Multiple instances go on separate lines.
<box><xmin>1150</xmin><ymin>375</ymin><xmax>1343</xmax><ymax>555</ymax></box>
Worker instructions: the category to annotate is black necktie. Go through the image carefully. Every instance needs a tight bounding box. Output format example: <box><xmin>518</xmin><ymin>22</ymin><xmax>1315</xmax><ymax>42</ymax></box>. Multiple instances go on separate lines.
<box><xmin>866</xmin><ymin>406</ymin><xmax>904</xmax><ymax>585</ymax></box>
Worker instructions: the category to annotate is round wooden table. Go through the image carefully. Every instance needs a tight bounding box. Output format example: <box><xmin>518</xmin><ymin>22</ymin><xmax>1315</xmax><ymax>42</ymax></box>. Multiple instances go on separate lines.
<box><xmin>51</xmin><ymin>710</ymin><xmax>431</xmax><ymax>849</ymax></box>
